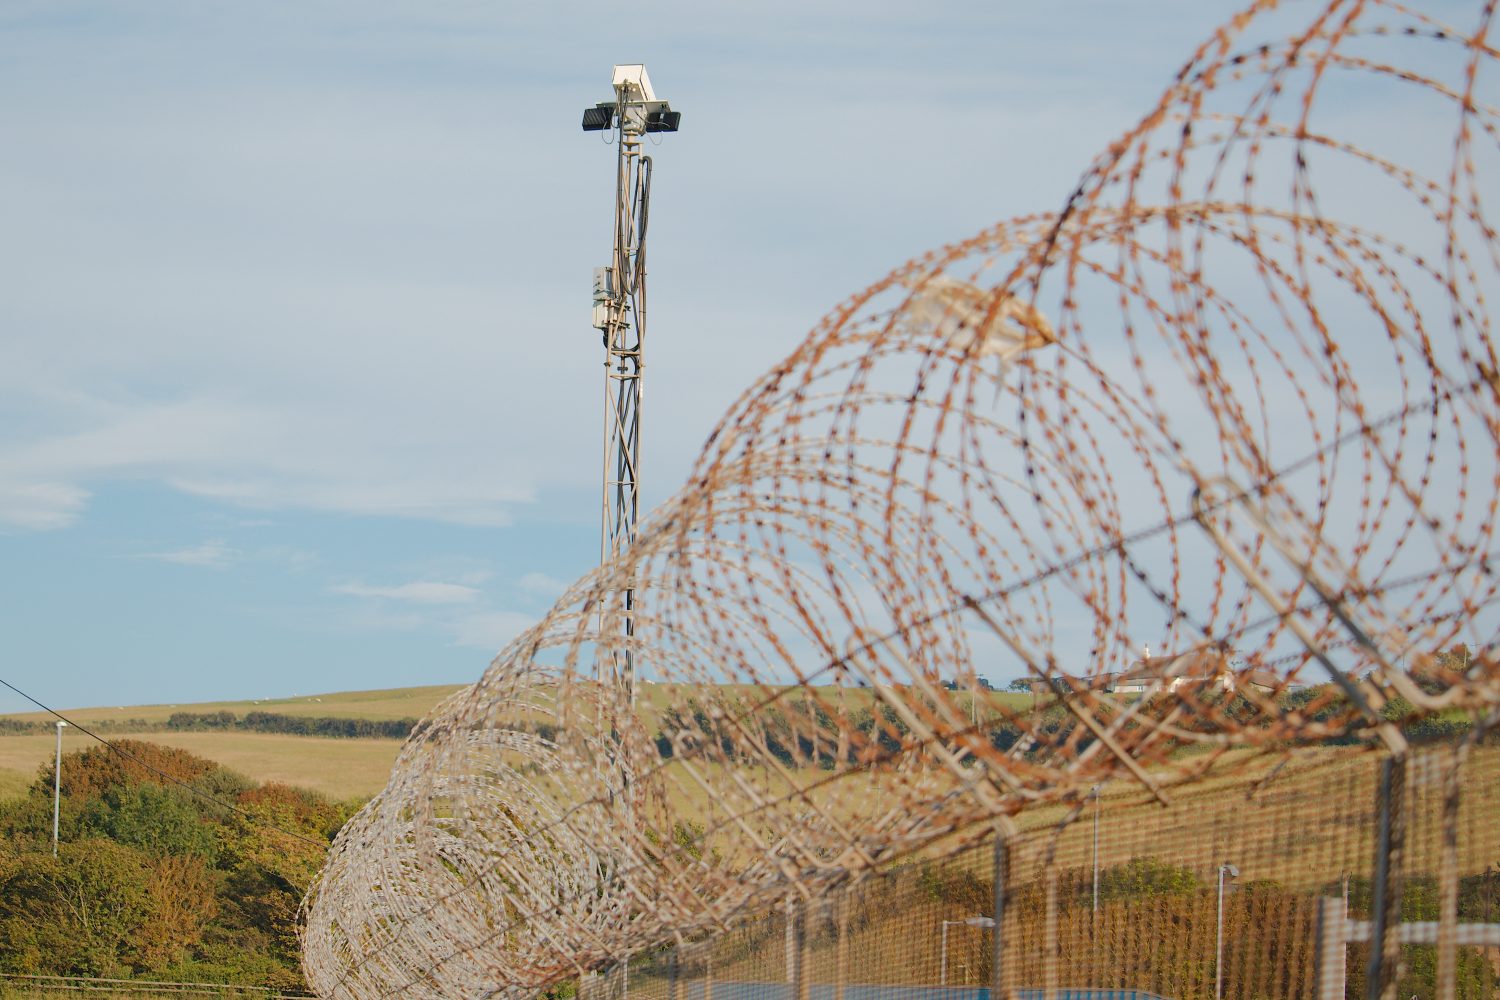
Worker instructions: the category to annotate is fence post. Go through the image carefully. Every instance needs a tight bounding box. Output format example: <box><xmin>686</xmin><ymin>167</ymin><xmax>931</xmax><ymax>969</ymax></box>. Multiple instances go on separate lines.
<box><xmin>786</xmin><ymin>896</ymin><xmax>796</xmax><ymax>987</ymax></box>
<box><xmin>788</xmin><ymin>896</ymin><xmax>809</xmax><ymax>1000</ymax></box>
<box><xmin>1315</xmin><ymin>895</ymin><xmax>1348</xmax><ymax>1000</ymax></box>
<box><xmin>1366</xmin><ymin>756</ymin><xmax>1407</xmax><ymax>1000</ymax></box>
<box><xmin>836</xmin><ymin>889</ymin><xmax>848</xmax><ymax>1000</ymax></box>
<box><xmin>992</xmin><ymin>833</ymin><xmax>1007</xmax><ymax>1000</ymax></box>
<box><xmin>1043</xmin><ymin>859</ymin><xmax>1058</xmax><ymax>1000</ymax></box>
<box><xmin>1437</xmin><ymin>747</ymin><xmax>1464</xmax><ymax>1000</ymax></box>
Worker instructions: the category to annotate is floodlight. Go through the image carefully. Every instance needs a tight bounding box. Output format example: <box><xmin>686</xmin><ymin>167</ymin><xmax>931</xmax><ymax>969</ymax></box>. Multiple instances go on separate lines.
<box><xmin>580</xmin><ymin>65</ymin><xmax>680</xmax><ymax>137</ymax></box>
<box><xmin>612</xmin><ymin>64</ymin><xmax>656</xmax><ymax>102</ymax></box>
<box><xmin>581</xmin><ymin>104</ymin><xmax>614</xmax><ymax>131</ymax></box>
<box><xmin>645</xmin><ymin>109</ymin><xmax>681</xmax><ymax>133</ymax></box>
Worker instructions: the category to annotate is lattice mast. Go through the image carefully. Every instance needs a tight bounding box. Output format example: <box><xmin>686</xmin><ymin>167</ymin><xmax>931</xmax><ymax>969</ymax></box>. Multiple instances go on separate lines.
<box><xmin>582</xmin><ymin>66</ymin><xmax>681</xmax><ymax>698</ymax></box>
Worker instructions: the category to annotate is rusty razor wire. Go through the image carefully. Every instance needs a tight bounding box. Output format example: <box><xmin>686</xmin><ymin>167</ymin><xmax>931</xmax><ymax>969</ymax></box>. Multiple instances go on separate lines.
<box><xmin>301</xmin><ymin>2</ymin><xmax>1500</xmax><ymax>997</ymax></box>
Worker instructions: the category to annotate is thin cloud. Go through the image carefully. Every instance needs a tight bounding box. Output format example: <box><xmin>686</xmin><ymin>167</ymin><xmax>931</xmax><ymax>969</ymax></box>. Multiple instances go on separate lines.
<box><xmin>140</xmin><ymin>539</ymin><xmax>236</xmax><ymax>569</ymax></box>
<box><xmin>447</xmin><ymin>609</ymin><xmax>538</xmax><ymax>652</ymax></box>
<box><xmin>320</xmin><ymin>595</ymin><xmax>538</xmax><ymax>655</ymax></box>
<box><xmin>331</xmin><ymin>580</ymin><xmax>482</xmax><ymax>604</ymax></box>
<box><xmin>0</xmin><ymin>481</ymin><xmax>89</xmax><ymax>531</ymax></box>
<box><xmin>254</xmin><ymin>545</ymin><xmax>319</xmax><ymax>572</ymax></box>
<box><xmin>518</xmin><ymin>571</ymin><xmax>569</xmax><ymax>597</ymax></box>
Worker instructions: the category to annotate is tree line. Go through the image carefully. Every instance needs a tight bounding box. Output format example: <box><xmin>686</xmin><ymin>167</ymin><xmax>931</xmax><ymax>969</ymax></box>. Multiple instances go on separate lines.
<box><xmin>649</xmin><ymin>666</ymin><xmax>1484</xmax><ymax>771</ymax></box>
<box><xmin>0</xmin><ymin>710</ymin><xmax>419</xmax><ymax>740</ymax></box>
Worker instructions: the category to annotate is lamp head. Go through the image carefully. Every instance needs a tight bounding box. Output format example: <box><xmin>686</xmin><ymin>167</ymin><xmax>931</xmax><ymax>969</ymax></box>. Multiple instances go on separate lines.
<box><xmin>581</xmin><ymin>64</ymin><xmax>681</xmax><ymax>135</ymax></box>
<box><xmin>581</xmin><ymin>104</ymin><xmax>614</xmax><ymax>131</ymax></box>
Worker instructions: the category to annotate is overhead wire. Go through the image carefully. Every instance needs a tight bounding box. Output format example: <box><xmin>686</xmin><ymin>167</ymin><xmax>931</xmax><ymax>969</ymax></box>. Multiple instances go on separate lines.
<box><xmin>0</xmin><ymin>674</ymin><xmax>332</xmax><ymax>850</ymax></box>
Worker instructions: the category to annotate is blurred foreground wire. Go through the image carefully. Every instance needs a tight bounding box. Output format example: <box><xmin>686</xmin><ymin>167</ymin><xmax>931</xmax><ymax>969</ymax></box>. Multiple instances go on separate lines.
<box><xmin>301</xmin><ymin>2</ymin><xmax>1500</xmax><ymax>997</ymax></box>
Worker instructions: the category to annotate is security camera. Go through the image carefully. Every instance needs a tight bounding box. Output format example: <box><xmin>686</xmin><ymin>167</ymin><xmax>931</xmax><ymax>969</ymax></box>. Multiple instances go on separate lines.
<box><xmin>611</xmin><ymin>64</ymin><xmax>656</xmax><ymax>102</ymax></box>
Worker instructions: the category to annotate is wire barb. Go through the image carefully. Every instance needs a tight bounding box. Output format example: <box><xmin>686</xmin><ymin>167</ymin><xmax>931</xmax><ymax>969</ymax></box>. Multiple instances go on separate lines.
<box><xmin>301</xmin><ymin>3</ymin><xmax>1500</xmax><ymax>996</ymax></box>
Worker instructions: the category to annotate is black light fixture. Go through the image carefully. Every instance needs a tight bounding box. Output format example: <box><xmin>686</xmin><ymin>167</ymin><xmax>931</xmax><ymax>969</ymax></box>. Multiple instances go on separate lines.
<box><xmin>645</xmin><ymin>109</ymin><xmax>681</xmax><ymax>133</ymax></box>
<box><xmin>580</xmin><ymin>65</ymin><xmax>681</xmax><ymax>136</ymax></box>
<box><xmin>581</xmin><ymin>104</ymin><xmax>615</xmax><ymax>131</ymax></box>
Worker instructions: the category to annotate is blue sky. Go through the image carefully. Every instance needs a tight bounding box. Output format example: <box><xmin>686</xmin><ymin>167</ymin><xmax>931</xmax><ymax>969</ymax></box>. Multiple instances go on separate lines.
<box><xmin>0</xmin><ymin>1</ymin><xmax>1284</xmax><ymax>712</ymax></box>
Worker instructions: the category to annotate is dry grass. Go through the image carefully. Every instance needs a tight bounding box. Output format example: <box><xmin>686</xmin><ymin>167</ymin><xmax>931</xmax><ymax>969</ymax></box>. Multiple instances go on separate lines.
<box><xmin>3</xmin><ymin>680</ymin><xmax>1488</xmax><ymax>888</ymax></box>
<box><xmin>0</xmin><ymin>684</ymin><xmax>466</xmax><ymax>727</ymax></box>
<box><xmin>0</xmin><ymin>731</ymin><xmax>404</xmax><ymax>801</ymax></box>
<box><xmin>0</xmin><ymin>684</ymin><xmax>466</xmax><ymax>801</ymax></box>
<box><xmin>0</xmin><ymin>990</ymin><xmax>310</xmax><ymax>1000</ymax></box>
<box><xmin>1006</xmin><ymin>743</ymin><xmax>1500</xmax><ymax>889</ymax></box>
<box><xmin>0</xmin><ymin>994</ymin><xmax>287</xmax><ymax>1000</ymax></box>
<box><xmin>0</xmin><ymin>682</ymin><xmax>1033</xmax><ymax>806</ymax></box>
<box><xmin>0</xmin><ymin>766</ymin><xmax>32</xmax><ymax>801</ymax></box>
<box><xmin>1</xmin><ymin>994</ymin><xmax>207</xmax><ymax>1000</ymax></box>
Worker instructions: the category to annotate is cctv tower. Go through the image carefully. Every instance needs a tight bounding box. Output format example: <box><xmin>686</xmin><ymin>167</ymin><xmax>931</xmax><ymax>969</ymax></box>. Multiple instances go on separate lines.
<box><xmin>582</xmin><ymin>66</ymin><xmax>680</xmax><ymax>699</ymax></box>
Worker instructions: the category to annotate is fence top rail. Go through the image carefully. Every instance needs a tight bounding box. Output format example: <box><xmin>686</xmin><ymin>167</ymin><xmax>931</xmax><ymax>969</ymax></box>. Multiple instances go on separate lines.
<box><xmin>0</xmin><ymin>973</ymin><xmax>315</xmax><ymax>999</ymax></box>
<box><xmin>1340</xmin><ymin>918</ymin><xmax>1500</xmax><ymax>947</ymax></box>
<box><xmin>2</xmin><ymin>974</ymin><xmax>264</xmax><ymax>989</ymax></box>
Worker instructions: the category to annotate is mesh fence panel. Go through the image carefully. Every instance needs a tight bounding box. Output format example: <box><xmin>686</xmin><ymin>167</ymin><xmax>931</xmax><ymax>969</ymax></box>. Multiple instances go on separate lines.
<box><xmin>568</xmin><ymin>743</ymin><xmax>1498</xmax><ymax>1000</ymax></box>
<box><xmin>999</xmin><ymin>750</ymin><xmax>1380</xmax><ymax>999</ymax></box>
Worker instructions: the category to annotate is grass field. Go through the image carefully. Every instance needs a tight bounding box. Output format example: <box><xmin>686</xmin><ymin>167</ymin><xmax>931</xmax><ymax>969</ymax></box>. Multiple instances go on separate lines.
<box><xmin>0</xmin><ymin>682</ymin><xmax>1035</xmax><ymax>804</ymax></box>
<box><xmin>0</xmin><ymin>684</ymin><xmax>477</xmax><ymax>801</ymax></box>
<box><xmin>7</xmin><ymin>679</ymin><xmax>1483</xmax><ymax>886</ymax></box>
<box><xmin>0</xmin><ymin>979</ymin><xmax>312</xmax><ymax>1000</ymax></box>
<box><xmin>0</xmin><ymin>766</ymin><xmax>30</xmax><ymax>801</ymax></box>
<box><xmin>0</xmin><ymin>730</ymin><xmax>407</xmax><ymax>800</ymax></box>
<box><xmin>0</xmin><ymin>683</ymin><xmax>468</xmax><ymax>727</ymax></box>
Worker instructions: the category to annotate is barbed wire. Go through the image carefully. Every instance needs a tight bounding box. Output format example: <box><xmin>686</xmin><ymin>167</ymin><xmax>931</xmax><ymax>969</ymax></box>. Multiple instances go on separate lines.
<box><xmin>301</xmin><ymin>2</ymin><xmax>1500</xmax><ymax>997</ymax></box>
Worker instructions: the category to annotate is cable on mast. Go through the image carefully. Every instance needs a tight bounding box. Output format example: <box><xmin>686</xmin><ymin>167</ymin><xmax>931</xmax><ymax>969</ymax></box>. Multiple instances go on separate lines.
<box><xmin>582</xmin><ymin>65</ymin><xmax>681</xmax><ymax>706</ymax></box>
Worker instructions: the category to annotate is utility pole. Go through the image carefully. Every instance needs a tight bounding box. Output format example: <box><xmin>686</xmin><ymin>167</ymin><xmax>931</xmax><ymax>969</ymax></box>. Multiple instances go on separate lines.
<box><xmin>52</xmin><ymin>720</ymin><xmax>66</xmax><ymax>857</ymax></box>
<box><xmin>580</xmin><ymin>65</ymin><xmax>680</xmax><ymax>704</ymax></box>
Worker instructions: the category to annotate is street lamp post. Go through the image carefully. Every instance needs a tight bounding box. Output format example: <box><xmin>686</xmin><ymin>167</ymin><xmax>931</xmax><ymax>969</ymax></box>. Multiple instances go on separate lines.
<box><xmin>1216</xmin><ymin>861</ymin><xmax>1239</xmax><ymax>1000</ymax></box>
<box><xmin>940</xmin><ymin>916</ymin><xmax>996</xmax><ymax>986</ymax></box>
<box><xmin>52</xmin><ymin>721</ymin><xmax>66</xmax><ymax>858</ymax></box>
<box><xmin>1091</xmin><ymin>784</ymin><xmax>1102</xmax><ymax>914</ymax></box>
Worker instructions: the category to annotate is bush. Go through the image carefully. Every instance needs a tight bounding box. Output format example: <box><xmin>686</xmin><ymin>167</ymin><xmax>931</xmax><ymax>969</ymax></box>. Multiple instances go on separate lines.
<box><xmin>82</xmin><ymin>784</ymin><xmax>219</xmax><ymax>860</ymax></box>
<box><xmin>0</xmin><ymin>740</ymin><xmax>347</xmax><ymax>990</ymax></box>
<box><xmin>1097</xmin><ymin>856</ymin><xmax>1200</xmax><ymax>901</ymax></box>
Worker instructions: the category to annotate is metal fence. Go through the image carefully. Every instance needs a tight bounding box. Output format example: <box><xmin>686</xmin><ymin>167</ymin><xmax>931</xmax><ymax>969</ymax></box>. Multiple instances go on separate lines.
<box><xmin>575</xmin><ymin>744</ymin><xmax>1499</xmax><ymax>1000</ymax></box>
<box><xmin>0</xmin><ymin>974</ymin><xmax>316</xmax><ymax>1000</ymax></box>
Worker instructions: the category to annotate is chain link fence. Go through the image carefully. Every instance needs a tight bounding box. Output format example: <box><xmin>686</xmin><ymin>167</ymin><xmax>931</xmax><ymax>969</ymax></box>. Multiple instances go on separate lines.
<box><xmin>569</xmin><ymin>744</ymin><xmax>1498</xmax><ymax>1000</ymax></box>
